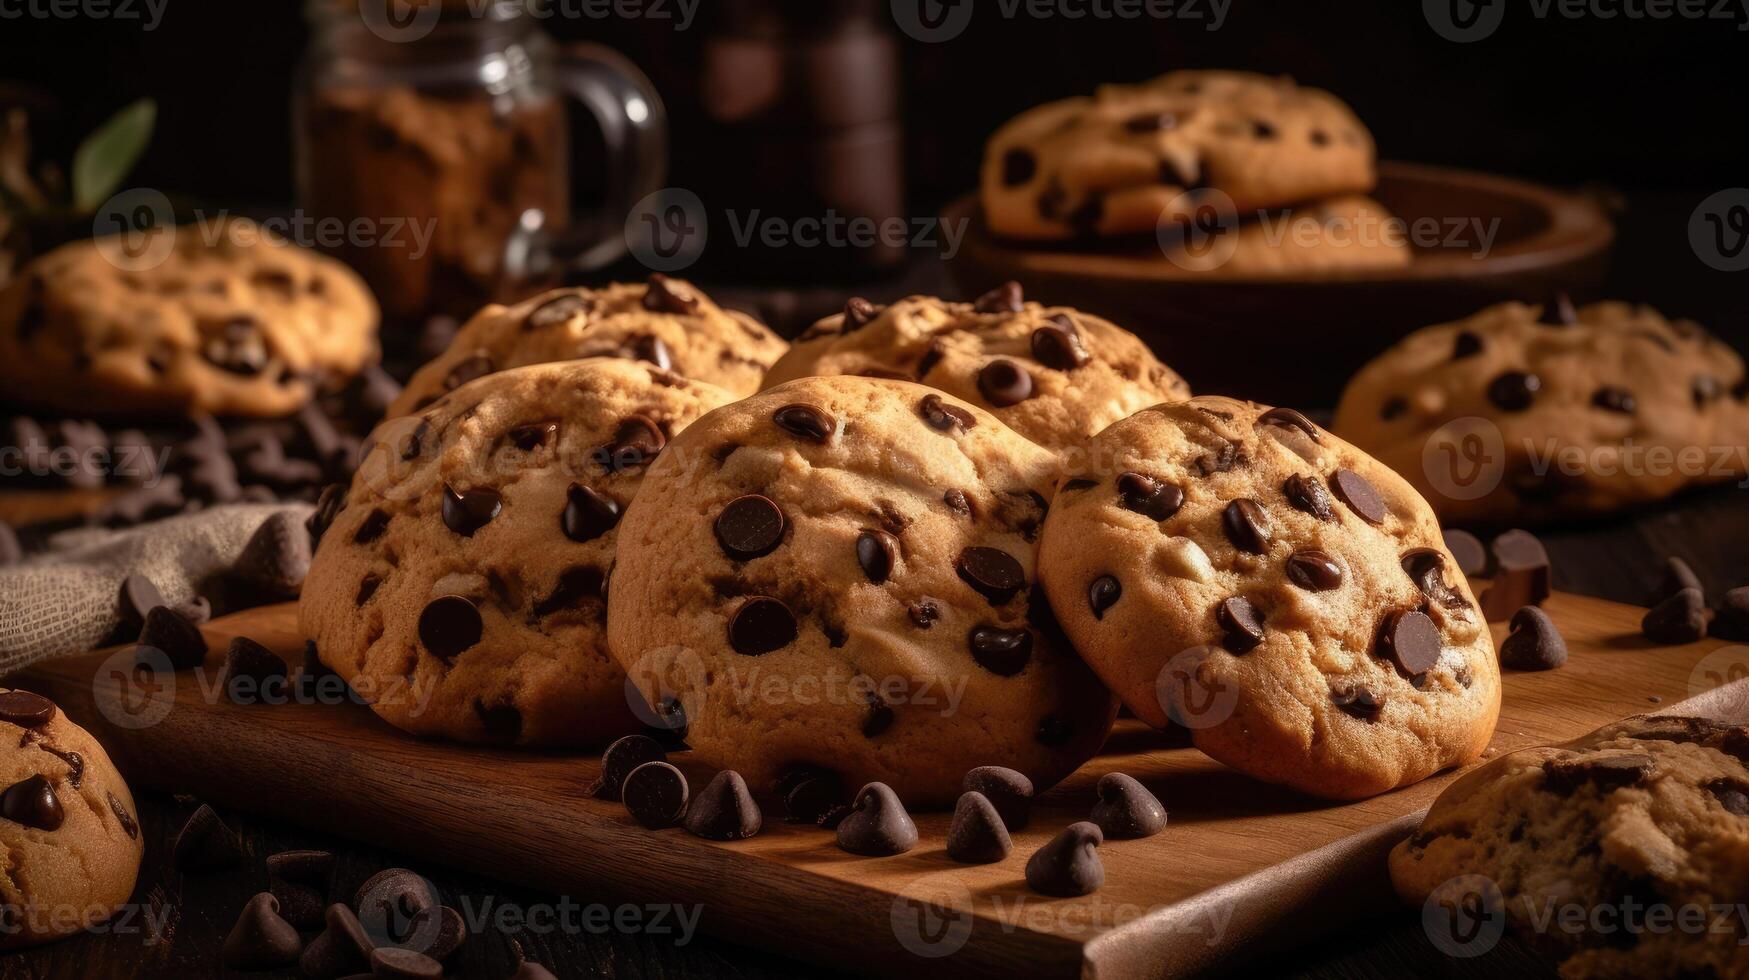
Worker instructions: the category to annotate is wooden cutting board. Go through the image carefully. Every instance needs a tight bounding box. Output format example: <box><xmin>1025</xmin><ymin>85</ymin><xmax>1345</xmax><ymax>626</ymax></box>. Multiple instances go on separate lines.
<box><xmin>18</xmin><ymin>591</ymin><xmax>1749</xmax><ymax>979</ymax></box>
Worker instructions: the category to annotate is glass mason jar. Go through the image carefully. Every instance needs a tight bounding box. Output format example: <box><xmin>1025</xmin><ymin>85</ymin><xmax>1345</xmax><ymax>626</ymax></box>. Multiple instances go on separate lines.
<box><xmin>295</xmin><ymin>0</ymin><xmax>666</xmax><ymax>323</ymax></box>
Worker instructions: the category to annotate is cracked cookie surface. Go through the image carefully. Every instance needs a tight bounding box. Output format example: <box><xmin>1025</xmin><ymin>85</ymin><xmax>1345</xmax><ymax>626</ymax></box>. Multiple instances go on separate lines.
<box><xmin>300</xmin><ymin>358</ymin><xmax>737</xmax><ymax>746</ymax></box>
<box><xmin>605</xmin><ymin>376</ymin><xmax>1118</xmax><ymax>806</ymax></box>
<box><xmin>1038</xmin><ymin>396</ymin><xmax>1499</xmax><ymax>799</ymax></box>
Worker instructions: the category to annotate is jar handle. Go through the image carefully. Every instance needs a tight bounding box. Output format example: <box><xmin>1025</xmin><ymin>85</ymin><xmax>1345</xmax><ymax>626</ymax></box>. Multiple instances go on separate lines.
<box><xmin>553</xmin><ymin>43</ymin><xmax>668</xmax><ymax>272</ymax></box>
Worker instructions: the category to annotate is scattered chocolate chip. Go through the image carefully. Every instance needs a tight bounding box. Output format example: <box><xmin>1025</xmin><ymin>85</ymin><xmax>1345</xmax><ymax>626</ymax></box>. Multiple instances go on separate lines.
<box><xmin>685</xmin><ymin>770</ymin><xmax>761</xmax><ymax>841</ymax></box>
<box><xmin>642</xmin><ymin>273</ymin><xmax>697</xmax><ymax>314</ymax></box>
<box><xmin>443</xmin><ymin>353</ymin><xmax>493</xmax><ymax>392</ymax></box>
<box><xmin>973</xmin><ymin>281</ymin><xmax>1024</xmax><ymax>314</ymax></box>
<box><xmin>1286</xmin><ymin>551</ymin><xmax>1344</xmax><ymax>592</ymax></box>
<box><xmin>835</xmin><ymin>782</ymin><xmax>917</xmax><ymax>856</ymax></box>
<box><xmin>1221</xmin><ymin>499</ymin><xmax>1272</xmax><ymax>554</ymax></box>
<box><xmin>117</xmin><ymin>573</ymin><xmax>165</xmax><ymax>637</ymax></box>
<box><xmin>1331</xmin><ymin>470</ymin><xmax>1387</xmax><ymax>524</ymax></box>
<box><xmin>1642</xmin><ymin>588</ymin><xmax>1708</xmax><ymax>644</ymax></box>
<box><xmin>729</xmin><ymin>597</ymin><xmax>798</xmax><ymax>655</ymax></box>
<box><xmin>1500</xmin><ymin>606</ymin><xmax>1568</xmax><ymax>671</ymax></box>
<box><xmin>715</xmin><ymin>495</ymin><xmax>786</xmax><ymax>560</ymax></box>
<box><xmin>0</xmin><ymin>691</ymin><xmax>54</xmax><ymax>728</ymax></box>
<box><xmin>1487</xmin><ymin>371</ymin><xmax>1541</xmax><ymax>412</ymax></box>
<box><xmin>856</xmin><ymin>529</ymin><xmax>898</xmax><ymax>584</ymax></box>
<box><xmin>1331</xmin><ymin>685</ymin><xmax>1384</xmax><ymax>722</ymax></box>
<box><xmin>772</xmin><ymin>404</ymin><xmax>835</xmax><ymax>443</ymax></box>
<box><xmin>1118</xmin><ymin>472</ymin><xmax>1183</xmax><ymax>521</ymax></box>
<box><xmin>409</xmin><ymin>904</ymin><xmax>465</xmax><ymax>961</ymax></box>
<box><xmin>957</xmin><ymin>546</ymin><xmax>1026</xmax><ymax>604</ymax></box>
<box><xmin>0</xmin><ymin>774</ymin><xmax>63</xmax><ymax>831</ymax></box>
<box><xmin>1283</xmin><ymin>474</ymin><xmax>1334</xmax><ymax>521</ymax></box>
<box><xmin>1090</xmin><ymin>773</ymin><xmax>1167</xmax><ymax>839</ymax></box>
<box><xmin>1478</xmin><ymin>529</ymin><xmax>1552</xmax><ymax>622</ymax></box>
<box><xmin>440</xmin><ymin>485</ymin><xmax>502</xmax><ymax>538</ymax></box>
<box><xmin>1026</xmin><ymin>822</ymin><xmax>1104</xmax><ymax>897</ymax></box>
<box><xmin>1655</xmin><ymin>557</ymin><xmax>1704</xmax><ymax>606</ymax></box>
<box><xmin>599</xmin><ymin>415</ymin><xmax>666</xmax><ymax>472</ymax></box>
<box><xmin>968</xmin><ymin>625</ymin><xmax>1033</xmax><ymax>676</ymax></box>
<box><xmin>562</xmin><ymin>484</ymin><xmax>620</xmax><ymax>542</ymax></box>
<box><xmin>353</xmin><ymin>509</ymin><xmax>390</xmax><ymax>544</ymax></box>
<box><xmin>1542</xmin><ymin>754</ymin><xmax>1653</xmax><ymax>795</ymax></box>
<box><xmin>107</xmin><ymin>792</ymin><xmax>137</xmax><ymax>839</ymax></box>
<box><xmin>1217</xmin><ymin>596</ymin><xmax>1264</xmax><ymax>653</ymax></box>
<box><xmin>1452</xmin><ymin>331</ymin><xmax>1484</xmax><ymax>360</ymax></box>
<box><xmin>417</xmin><ymin>596</ymin><xmax>483</xmax><ymax>664</ymax></box>
<box><xmin>221</xmin><ymin>637</ymin><xmax>287</xmax><ymax>704</ymax></box>
<box><xmin>371</xmin><ymin>947</ymin><xmax>443</xmax><ymax>979</ymax></box>
<box><xmin>622</xmin><ymin>761</ymin><xmax>689</xmax><ymax>829</ymax></box>
<box><xmin>1088</xmin><ymin>575</ymin><xmax>1122</xmax><ymax>619</ymax></box>
<box><xmin>223</xmin><ymin>893</ymin><xmax>302</xmax><ymax>970</ymax></box>
<box><xmin>906</xmin><ymin>599</ymin><xmax>940</xmax><ymax>629</ymax></box>
<box><xmin>596</xmin><ymin>734</ymin><xmax>668</xmax><ymax>802</ymax></box>
<box><xmin>963</xmin><ymin>766</ymin><xmax>1033</xmax><ymax>830</ymax></box>
<box><xmin>1443</xmin><ymin>529</ymin><xmax>1488</xmax><ymax>577</ymax></box>
<box><xmin>978</xmin><ymin>358</ymin><xmax>1034</xmax><ymax>407</ymax></box>
<box><xmin>1002</xmin><ymin>149</ymin><xmax>1036</xmax><ymax>186</ymax></box>
<box><xmin>1377</xmin><ymin>610</ymin><xmax>1442</xmax><ymax>676</ymax></box>
<box><xmin>1592</xmin><ymin>386</ymin><xmax>1637</xmax><ymax>414</ymax></box>
<box><xmin>174</xmin><ymin>803</ymin><xmax>241</xmax><ymax>871</ymax></box>
<box><xmin>301</xmin><ymin>903</ymin><xmax>374</xmax><ymax>979</ymax></box>
<box><xmin>1713</xmin><ymin>587</ymin><xmax>1749</xmax><ymax>642</ymax></box>
<box><xmin>946</xmin><ymin>791</ymin><xmax>1012</xmax><ymax>864</ymax></box>
<box><xmin>1030</xmin><ymin>316</ymin><xmax>1090</xmax><ymax>370</ymax></box>
<box><xmin>1257</xmin><ymin>407</ymin><xmax>1321</xmax><ymax>443</ymax></box>
<box><xmin>139</xmin><ymin>606</ymin><xmax>206</xmax><ymax>671</ymax></box>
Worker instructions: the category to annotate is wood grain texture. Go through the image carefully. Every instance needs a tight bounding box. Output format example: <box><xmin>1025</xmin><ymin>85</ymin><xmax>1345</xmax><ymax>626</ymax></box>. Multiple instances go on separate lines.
<box><xmin>16</xmin><ymin>590</ymin><xmax>1749</xmax><ymax>980</ymax></box>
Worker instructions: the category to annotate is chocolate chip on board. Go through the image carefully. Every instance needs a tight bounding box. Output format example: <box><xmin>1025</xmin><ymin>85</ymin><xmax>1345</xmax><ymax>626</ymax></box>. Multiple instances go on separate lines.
<box><xmin>1090</xmin><ymin>772</ymin><xmax>1168</xmax><ymax>840</ymax></box>
<box><xmin>301</xmin><ymin>903</ymin><xmax>376</xmax><ymax>979</ymax></box>
<box><xmin>1478</xmin><ymin>529</ymin><xmax>1552</xmax><ymax>622</ymax></box>
<box><xmin>222</xmin><ymin>893</ymin><xmax>302</xmax><ymax>970</ymax></box>
<box><xmin>1441</xmin><ymin>528</ymin><xmax>1489</xmax><ymax>577</ymax></box>
<box><xmin>1654</xmin><ymin>556</ymin><xmax>1705</xmax><ymax>606</ymax></box>
<box><xmin>234</xmin><ymin>510</ymin><xmax>314</xmax><ymax>596</ymax></box>
<box><xmin>1642</xmin><ymin>587</ymin><xmax>1709</xmax><ymax>644</ymax></box>
<box><xmin>1025</xmin><ymin>822</ymin><xmax>1105</xmax><ymax>897</ymax></box>
<box><xmin>370</xmin><ymin>947</ymin><xmax>444</xmax><ymax>980</ymax></box>
<box><xmin>834</xmin><ymin>782</ymin><xmax>918</xmax><ymax>856</ymax></box>
<box><xmin>683</xmin><ymin>770</ymin><xmax>762</xmax><ymax>841</ymax></box>
<box><xmin>1714</xmin><ymin>587</ymin><xmax>1749</xmax><ymax>642</ymax></box>
<box><xmin>353</xmin><ymin>868</ymin><xmax>438</xmax><ymax>943</ymax></box>
<box><xmin>174</xmin><ymin>803</ymin><xmax>242</xmax><ymax>872</ymax></box>
<box><xmin>269</xmin><ymin>874</ymin><xmax>328</xmax><ymax>931</ymax></box>
<box><xmin>221</xmin><ymin>637</ymin><xmax>288</xmax><ymax>705</ymax></box>
<box><xmin>117</xmin><ymin>573</ymin><xmax>166</xmax><ymax>638</ymax></box>
<box><xmin>594</xmin><ymin>734</ymin><xmax>668</xmax><ymax>802</ymax></box>
<box><xmin>1499</xmin><ymin>606</ymin><xmax>1568</xmax><ymax>671</ymax></box>
<box><xmin>137</xmin><ymin>606</ymin><xmax>208</xmax><ymax>671</ymax></box>
<box><xmin>946</xmin><ymin>791</ymin><xmax>1012</xmax><ymax>864</ymax></box>
<box><xmin>622</xmin><ymin>761</ymin><xmax>690</xmax><ymax>829</ymax></box>
<box><xmin>962</xmin><ymin>765</ymin><xmax>1033</xmax><ymax>831</ymax></box>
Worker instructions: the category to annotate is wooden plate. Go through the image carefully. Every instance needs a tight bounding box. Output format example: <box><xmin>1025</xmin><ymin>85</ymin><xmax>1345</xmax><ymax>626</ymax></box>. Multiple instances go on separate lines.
<box><xmin>942</xmin><ymin>162</ymin><xmax>1615</xmax><ymax>406</ymax></box>
<box><xmin>20</xmin><ymin>590</ymin><xmax>1748</xmax><ymax>978</ymax></box>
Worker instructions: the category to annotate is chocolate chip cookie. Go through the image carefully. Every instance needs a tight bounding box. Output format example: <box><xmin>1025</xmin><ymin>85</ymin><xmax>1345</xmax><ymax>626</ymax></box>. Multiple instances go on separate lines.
<box><xmin>0</xmin><ymin>219</ymin><xmax>378</xmax><ymax>419</ymax></box>
<box><xmin>982</xmin><ymin>70</ymin><xmax>1376</xmax><ymax>241</ymax></box>
<box><xmin>760</xmin><ymin>284</ymin><xmax>1189</xmax><ymax>451</ymax></box>
<box><xmin>605</xmin><ymin>376</ymin><xmax>1119</xmax><ymax>806</ymax></box>
<box><xmin>389</xmin><ymin>276</ymin><xmax>788</xmax><ymax>416</ymax></box>
<box><xmin>1334</xmin><ymin>300</ymin><xmax>1749</xmax><ymax>523</ymax></box>
<box><xmin>1391</xmin><ymin>714</ymin><xmax>1749</xmax><ymax>978</ymax></box>
<box><xmin>299</xmin><ymin>358</ymin><xmax>737</xmax><ymax>746</ymax></box>
<box><xmin>0</xmin><ymin>689</ymin><xmax>144</xmax><ymax>949</ymax></box>
<box><xmin>1037</xmin><ymin>397</ymin><xmax>1499</xmax><ymax>799</ymax></box>
<box><xmin>1156</xmin><ymin>195</ymin><xmax>1411</xmax><ymax>275</ymax></box>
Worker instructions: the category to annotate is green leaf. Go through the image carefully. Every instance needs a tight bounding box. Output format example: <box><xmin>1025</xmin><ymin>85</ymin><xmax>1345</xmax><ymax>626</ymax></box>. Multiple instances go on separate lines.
<box><xmin>71</xmin><ymin>99</ymin><xmax>156</xmax><ymax>212</ymax></box>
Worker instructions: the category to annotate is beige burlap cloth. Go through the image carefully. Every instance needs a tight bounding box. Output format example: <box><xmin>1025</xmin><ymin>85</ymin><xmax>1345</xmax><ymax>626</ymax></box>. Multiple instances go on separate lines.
<box><xmin>0</xmin><ymin>503</ymin><xmax>310</xmax><ymax>673</ymax></box>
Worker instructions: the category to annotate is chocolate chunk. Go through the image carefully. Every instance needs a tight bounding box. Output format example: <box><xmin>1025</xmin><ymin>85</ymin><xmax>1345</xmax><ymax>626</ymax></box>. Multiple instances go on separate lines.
<box><xmin>906</xmin><ymin>599</ymin><xmax>940</xmax><ymax>629</ymax></box>
<box><xmin>1452</xmin><ymin>331</ymin><xmax>1484</xmax><ymax>359</ymax></box>
<box><xmin>946</xmin><ymin>791</ymin><xmax>1012</xmax><ymax>864</ymax></box>
<box><xmin>1331</xmin><ymin>469</ymin><xmax>1387</xmax><ymax>524</ymax></box>
<box><xmin>973</xmin><ymin>281</ymin><xmax>1024</xmax><ymax>314</ymax></box>
<box><xmin>1030</xmin><ymin>316</ymin><xmax>1090</xmax><ymax>370</ymax></box>
<box><xmin>1125</xmin><ymin>110</ymin><xmax>1178</xmax><ymax>132</ymax></box>
<box><xmin>772</xmin><ymin>404</ymin><xmax>835</xmax><ymax>443</ymax></box>
<box><xmin>1592</xmin><ymin>386</ymin><xmax>1637</xmax><ymax>414</ymax></box>
<box><xmin>622</xmin><ymin>761</ymin><xmax>689</xmax><ymax>829</ymax></box>
<box><xmin>729</xmin><ymin>597</ymin><xmax>798</xmax><ymax>655</ymax></box>
<box><xmin>1500</xmin><ymin>606</ymin><xmax>1568</xmax><ymax>671</ymax></box>
<box><xmin>443</xmin><ymin>353</ymin><xmax>493</xmax><ymax>391</ymax></box>
<box><xmin>411</xmin><ymin>904</ymin><xmax>465</xmax><ymax>961</ymax></box>
<box><xmin>509</xmin><ymin>422</ymin><xmax>557</xmax><ymax>452</ymax></box>
<box><xmin>978</xmin><ymin>358</ymin><xmax>1034</xmax><ymax>407</ymax></box>
<box><xmin>1377</xmin><ymin>610</ymin><xmax>1441</xmax><ymax>675</ymax></box>
<box><xmin>204</xmin><ymin>317</ymin><xmax>270</xmax><ymax>376</ymax></box>
<box><xmin>1331</xmin><ymin>685</ymin><xmax>1384</xmax><ymax>721</ymax></box>
<box><xmin>1193</xmin><ymin>441</ymin><xmax>1241</xmax><ymax>476</ymax></box>
<box><xmin>962</xmin><ymin>766</ymin><xmax>1033</xmax><ymax>830</ymax></box>
<box><xmin>956</xmin><ymin>546</ymin><xmax>1026</xmax><ymax>604</ymax></box>
<box><xmin>525</xmin><ymin>293</ymin><xmax>590</xmax><ymax>330</ymax></box>
<box><xmin>234</xmin><ymin>510</ymin><xmax>314</xmax><ymax>597</ymax></box>
<box><xmin>685</xmin><ymin>770</ymin><xmax>762</xmax><ymax>841</ymax></box>
<box><xmin>139</xmin><ymin>606</ymin><xmax>207</xmax><ymax>671</ymax></box>
<box><xmin>840</xmin><ymin>296</ymin><xmax>881</xmax><ymax>332</ymax></box>
<box><xmin>918</xmin><ymin>393</ymin><xmax>977</xmax><ymax>433</ymax></box>
<box><xmin>595</xmin><ymin>734</ymin><xmax>667</xmax><ymax>802</ymax></box>
<box><xmin>439</xmin><ymin>485</ymin><xmax>502</xmax><ymax>538</ymax></box>
<box><xmin>1478</xmin><ymin>529</ymin><xmax>1551</xmax><ymax>621</ymax></box>
<box><xmin>1221</xmin><ymin>499</ymin><xmax>1272</xmax><ymax>554</ymax></box>
<box><xmin>1642</xmin><ymin>588</ymin><xmax>1707</xmax><ymax>644</ymax></box>
<box><xmin>856</xmin><ymin>529</ymin><xmax>898</xmax><ymax>584</ymax></box>
<box><xmin>1542</xmin><ymin>293</ymin><xmax>1579</xmax><ymax>326</ymax></box>
<box><xmin>269</xmin><ymin>875</ymin><xmax>327</xmax><ymax>931</ymax></box>
<box><xmin>1257</xmin><ymin>407</ymin><xmax>1321</xmax><ymax>443</ymax></box>
<box><xmin>221</xmin><ymin>637</ymin><xmax>288</xmax><ymax>704</ymax></box>
<box><xmin>1714</xmin><ymin>587</ymin><xmax>1749</xmax><ymax>641</ymax></box>
<box><xmin>835</xmin><ymin>782</ymin><xmax>917</xmax><ymax>856</ymax></box>
<box><xmin>267</xmin><ymin>848</ymin><xmax>332</xmax><ymax>885</ymax></box>
<box><xmin>1401</xmin><ymin>548</ymin><xmax>1470</xmax><ymax>612</ymax></box>
<box><xmin>1025</xmin><ymin>822</ymin><xmax>1104</xmax><ymax>897</ymax></box>
<box><xmin>1117</xmin><ymin>472</ymin><xmax>1183</xmax><ymax>521</ymax></box>
<box><xmin>1286</xmin><ymin>551</ymin><xmax>1344</xmax><ymax>592</ymax></box>
<box><xmin>628</xmin><ymin>334</ymin><xmax>674</xmax><ymax>371</ymax></box>
<box><xmin>1002</xmin><ymin>149</ymin><xmax>1036</xmax><ymax>186</ymax></box>
<box><xmin>308</xmin><ymin>484</ymin><xmax>346</xmax><ymax>547</ymax></box>
<box><xmin>301</xmin><ymin>903</ymin><xmax>374</xmax><ymax>978</ymax></box>
<box><xmin>1654</xmin><ymin>557</ymin><xmax>1704</xmax><ymax>606</ymax></box>
<box><xmin>1706</xmin><ymin>779</ymin><xmax>1749</xmax><ymax>816</ymax></box>
<box><xmin>0</xmin><ymin>691</ymin><xmax>55</xmax><ymax>728</ymax></box>
<box><xmin>1442</xmin><ymin>529</ymin><xmax>1488</xmax><ymax>577</ymax></box>
<box><xmin>1088</xmin><ymin>575</ymin><xmax>1122</xmax><ymax>619</ymax></box>
<box><xmin>354</xmin><ymin>868</ymin><xmax>438</xmax><ymax>949</ymax></box>
<box><xmin>174</xmin><ymin>803</ymin><xmax>241</xmax><ymax>871</ymax></box>
<box><xmin>1487</xmin><ymin>371</ymin><xmax>1541</xmax><ymax>412</ymax></box>
<box><xmin>1542</xmin><ymin>754</ymin><xmax>1653</xmax><ymax>795</ymax></box>
<box><xmin>0</xmin><ymin>774</ymin><xmax>63</xmax><ymax>831</ymax></box>
<box><xmin>371</xmin><ymin>947</ymin><xmax>443</xmax><ymax>979</ymax></box>
<box><xmin>1090</xmin><ymin>773</ymin><xmax>1167</xmax><ymax>839</ymax></box>
<box><xmin>599</xmin><ymin>415</ymin><xmax>666</xmax><ymax>472</ymax></box>
<box><xmin>107</xmin><ymin>791</ymin><xmax>137</xmax><ymax>839</ymax></box>
<box><xmin>353</xmin><ymin>509</ymin><xmax>391</xmax><ymax>544</ymax></box>
<box><xmin>223</xmin><ymin>893</ymin><xmax>302</xmax><ymax>969</ymax></box>
<box><xmin>642</xmin><ymin>273</ymin><xmax>697</xmax><ymax>314</ymax></box>
<box><xmin>913</xmin><ymin>339</ymin><xmax>946</xmax><ymax>378</ymax></box>
<box><xmin>417</xmin><ymin>596</ymin><xmax>483</xmax><ymax>663</ymax></box>
<box><xmin>1283</xmin><ymin>474</ymin><xmax>1334</xmax><ymax>521</ymax></box>
<box><xmin>1217</xmin><ymin>596</ymin><xmax>1264</xmax><ymax>653</ymax></box>
<box><xmin>117</xmin><ymin>573</ymin><xmax>165</xmax><ymax>637</ymax></box>
<box><xmin>968</xmin><ymin>625</ymin><xmax>1033</xmax><ymax>676</ymax></box>
<box><xmin>715</xmin><ymin>495</ymin><xmax>785</xmax><ymax>560</ymax></box>
<box><xmin>562</xmin><ymin>484</ymin><xmax>620</xmax><ymax>542</ymax></box>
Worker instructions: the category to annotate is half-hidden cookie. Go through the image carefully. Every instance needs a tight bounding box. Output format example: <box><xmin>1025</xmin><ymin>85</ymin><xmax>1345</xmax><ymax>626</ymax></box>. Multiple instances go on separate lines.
<box><xmin>299</xmin><ymin>358</ymin><xmax>737</xmax><ymax>746</ymax></box>
<box><xmin>605</xmin><ymin>376</ymin><xmax>1119</xmax><ymax>806</ymax></box>
<box><xmin>1037</xmin><ymin>396</ymin><xmax>1499</xmax><ymax>798</ymax></box>
<box><xmin>1334</xmin><ymin>300</ymin><xmax>1749</xmax><ymax>523</ymax></box>
<box><xmin>982</xmin><ymin>70</ymin><xmax>1376</xmax><ymax>241</ymax></box>
<box><xmin>1390</xmin><ymin>714</ymin><xmax>1749</xmax><ymax>978</ymax></box>
<box><xmin>389</xmin><ymin>275</ymin><xmax>787</xmax><ymax>415</ymax></box>
<box><xmin>0</xmin><ymin>689</ymin><xmax>144</xmax><ymax>949</ymax></box>
<box><xmin>0</xmin><ymin>218</ymin><xmax>378</xmax><ymax>419</ymax></box>
<box><xmin>1155</xmin><ymin>195</ymin><xmax>1411</xmax><ymax>276</ymax></box>
<box><xmin>759</xmin><ymin>284</ymin><xmax>1188</xmax><ymax>451</ymax></box>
